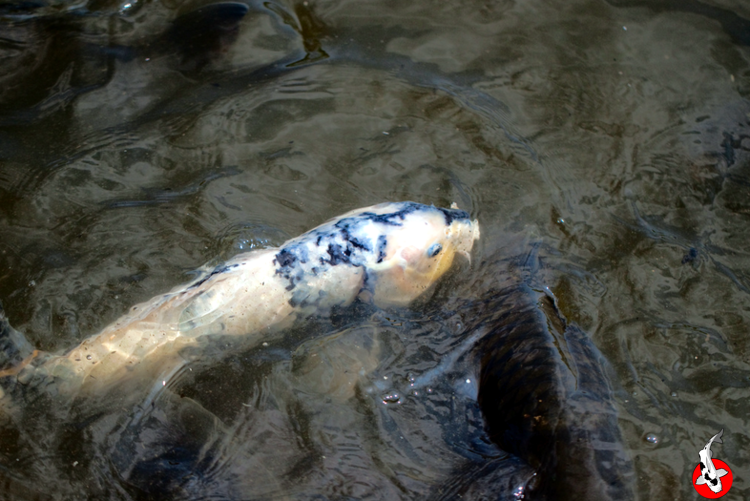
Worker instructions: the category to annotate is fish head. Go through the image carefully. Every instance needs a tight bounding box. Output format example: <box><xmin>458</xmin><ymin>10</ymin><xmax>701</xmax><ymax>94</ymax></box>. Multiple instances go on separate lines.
<box><xmin>275</xmin><ymin>202</ymin><xmax>478</xmax><ymax>310</ymax></box>
<box><xmin>352</xmin><ymin>202</ymin><xmax>480</xmax><ymax>307</ymax></box>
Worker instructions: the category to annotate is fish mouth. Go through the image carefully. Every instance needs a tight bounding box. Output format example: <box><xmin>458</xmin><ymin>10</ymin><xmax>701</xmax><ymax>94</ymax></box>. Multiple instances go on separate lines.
<box><xmin>442</xmin><ymin>202</ymin><xmax>480</xmax><ymax>263</ymax></box>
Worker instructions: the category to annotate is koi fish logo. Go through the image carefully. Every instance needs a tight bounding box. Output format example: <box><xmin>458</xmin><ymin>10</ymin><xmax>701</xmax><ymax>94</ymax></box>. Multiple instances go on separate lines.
<box><xmin>692</xmin><ymin>429</ymin><xmax>733</xmax><ymax>498</ymax></box>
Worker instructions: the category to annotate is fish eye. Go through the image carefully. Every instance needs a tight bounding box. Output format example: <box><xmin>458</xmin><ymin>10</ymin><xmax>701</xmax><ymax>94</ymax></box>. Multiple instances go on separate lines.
<box><xmin>427</xmin><ymin>243</ymin><xmax>442</xmax><ymax>258</ymax></box>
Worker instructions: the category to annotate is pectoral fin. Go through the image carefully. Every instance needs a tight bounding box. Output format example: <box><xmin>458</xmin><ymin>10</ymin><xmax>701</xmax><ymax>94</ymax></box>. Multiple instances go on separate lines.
<box><xmin>716</xmin><ymin>469</ymin><xmax>728</xmax><ymax>478</ymax></box>
<box><xmin>0</xmin><ymin>302</ymin><xmax>35</xmax><ymax>372</ymax></box>
<box><xmin>696</xmin><ymin>476</ymin><xmax>707</xmax><ymax>485</ymax></box>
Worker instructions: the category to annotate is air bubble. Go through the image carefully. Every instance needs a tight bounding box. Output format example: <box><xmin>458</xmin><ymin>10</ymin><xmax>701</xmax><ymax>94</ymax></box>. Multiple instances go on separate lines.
<box><xmin>119</xmin><ymin>0</ymin><xmax>141</xmax><ymax>15</ymax></box>
<box><xmin>645</xmin><ymin>433</ymin><xmax>659</xmax><ymax>444</ymax></box>
<box><xmin>86</xmin><ymin>355</ymin><xmax>92</xmax><ymax>360</ymax></box>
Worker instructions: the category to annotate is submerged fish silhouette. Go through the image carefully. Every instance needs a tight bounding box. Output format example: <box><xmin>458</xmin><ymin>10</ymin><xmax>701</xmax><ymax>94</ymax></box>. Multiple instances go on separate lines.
<box><xmin>431</xmin><ymin>247</ymin><xmax>635</xmax><ymax>501</ymax></box>
<box><xmin>104</xmin><ymin>1</ymin><xmax>252</xmax><ymax>72</ymax></box>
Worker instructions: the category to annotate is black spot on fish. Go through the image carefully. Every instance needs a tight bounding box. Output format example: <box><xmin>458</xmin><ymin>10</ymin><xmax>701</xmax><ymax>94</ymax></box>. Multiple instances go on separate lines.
<box><xmin>376</xmin><ymin>235</ymin><xmax>387</xmax><ymax>263</ymax></box>
<box><xmin>700</xmin><ymin>462</ymin><xmax>706</xmax><ymax>471</ymax></box>
<box><xmin>275</xmin><ymin>247</ymin><xmax>307</xmax><ymax>291</ymax></box>
<box><xmin>275</xmin><ymin>248</ymin><xmax>297</xmax><ymax>268</ymax></box>
<box><xmin>427</xmin><ymin>243</ymin><xmax>443</xmax><ymax>257</ymax></box>
<box><xmin>326</xmin><ymin>243</ymin><xmax>351</xmax><ymax>265</ymax></box>
<box><xmin>355</xmin><ymin>207</ymin><xmax>415</xmax><ymax>226</ymax></box>
<box><xmin>710</xmin><ymin>477</ymin><xmax>718</xmax><ymax>486</ymax></box>
<box><xmin>335</xmin><ymin>224</ymin><xmax>371</xmax><ymax>252</ymax></box>
<box><xmin>437</xmin><ymin>206</ymin><xmax>471</xmax><ymax>225</ymax></box>
<box><xmin>347</xmin><ymin>234</ymin><xmax>370</xmax><ymax>251</ymax></box>
<box><xmin>215</xmin><ymin>264</ymin><xmax>239</xmax><ymax>275</ymax></box>
<box><xmin>187</xmin><ymin>263</ymin><xmax>239</xmax><ymax>290</ymax></box>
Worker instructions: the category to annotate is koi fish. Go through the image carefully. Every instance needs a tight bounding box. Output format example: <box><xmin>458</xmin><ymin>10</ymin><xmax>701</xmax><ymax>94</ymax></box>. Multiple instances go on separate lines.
<box><xmin>472</xmin><ymin>276</ymin><xmax>634</xmax><ymax>500</ymax></box>
<box><xmin>696</xmin><ymin>429</ymin><xmax>728</xmax><ymax>493</ymax></box>
<box><xmin>422</xmin><ymin>247</ymin><xmax>635</xmax><ymax>500</ymax></box>
<box><xmin>0</xmin><ymin>202</ymin><xmax>479</xmax><ymax>404</ymax></box>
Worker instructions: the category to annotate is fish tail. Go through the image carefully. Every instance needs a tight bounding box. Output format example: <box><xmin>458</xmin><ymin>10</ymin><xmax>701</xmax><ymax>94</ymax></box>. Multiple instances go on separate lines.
<box><xmin>0</xmin><ymin>301</ymin><xmax>35</xmax><ymax>372</ymax></box>
<box><xmin>714</xmin><ymin>428</ymin><xmax>724</xmax><ymax>444</ymax></box>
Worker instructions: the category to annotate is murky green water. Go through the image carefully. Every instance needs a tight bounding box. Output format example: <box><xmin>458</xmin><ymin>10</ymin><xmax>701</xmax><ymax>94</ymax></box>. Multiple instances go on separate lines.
<box><xmin>0</xmin><ymin>0</ymin><xmax>749</xmax><ymax>499</ymax></box>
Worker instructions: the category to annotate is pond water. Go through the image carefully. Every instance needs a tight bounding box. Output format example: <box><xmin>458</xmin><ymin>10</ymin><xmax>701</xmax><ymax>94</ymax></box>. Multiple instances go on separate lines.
<box><xmin>0</xmin><ymin>0</ymin><xmax>749</xmax><ymax>499</ymax></box>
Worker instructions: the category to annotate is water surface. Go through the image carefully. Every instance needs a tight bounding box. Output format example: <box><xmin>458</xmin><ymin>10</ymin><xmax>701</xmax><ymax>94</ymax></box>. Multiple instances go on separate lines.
<box><xmin>0</xmin><ymin>0</ymin><xmax>749</xmax><ymax>499</ymax></box>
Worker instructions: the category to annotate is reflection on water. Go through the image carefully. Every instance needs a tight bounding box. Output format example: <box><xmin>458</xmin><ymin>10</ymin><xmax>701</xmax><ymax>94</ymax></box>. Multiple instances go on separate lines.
<box><xmin>1</xmin><ymin>0</ymin><xmax>749</xmax><ymax>499</ymax></box>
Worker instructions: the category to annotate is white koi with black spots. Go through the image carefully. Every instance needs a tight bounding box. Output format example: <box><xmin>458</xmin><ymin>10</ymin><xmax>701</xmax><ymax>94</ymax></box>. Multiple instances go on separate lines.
<box><xmin>0</xmin><ymin>202</ymin><xmax>479</xmax><ymax>401</ymax></box>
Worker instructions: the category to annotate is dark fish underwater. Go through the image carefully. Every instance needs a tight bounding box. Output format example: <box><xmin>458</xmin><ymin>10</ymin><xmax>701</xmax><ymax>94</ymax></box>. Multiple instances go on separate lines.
<box><xmin>422</xmin><ymin>246</ymin><xmax>635</xmax><ymax>501</ymax></box>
